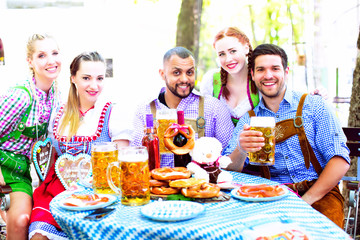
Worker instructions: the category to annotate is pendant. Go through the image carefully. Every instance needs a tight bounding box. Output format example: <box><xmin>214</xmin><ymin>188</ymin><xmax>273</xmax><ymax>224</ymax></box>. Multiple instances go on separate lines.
<box><xmin>55</xmin><ymin>153</ymin><xmax>91</xmax><ymax>189</ymax></box>
<box><xmin>31</xmin><ymin>138</ymin><xmax>52</xmax><ymax>181</ymax></box>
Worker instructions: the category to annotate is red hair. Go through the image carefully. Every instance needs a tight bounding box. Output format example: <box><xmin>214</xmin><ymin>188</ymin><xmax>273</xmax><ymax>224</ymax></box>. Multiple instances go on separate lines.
<box><xmin>213</xmin><ymin>27</ymin><xmax>256</xmax><ymax>100</ymax></box>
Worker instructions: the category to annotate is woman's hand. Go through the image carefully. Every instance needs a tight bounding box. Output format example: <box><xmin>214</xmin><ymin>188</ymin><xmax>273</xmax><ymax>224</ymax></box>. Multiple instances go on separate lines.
<box><xmin>310</xmin><ymin>86</ymin><xmax>328</xmax><ymax>100</ymax></box>
<box><xmin>238</xmin><ymin>124</ymin><xmax>265</xmax><ymax>153</ymax></box>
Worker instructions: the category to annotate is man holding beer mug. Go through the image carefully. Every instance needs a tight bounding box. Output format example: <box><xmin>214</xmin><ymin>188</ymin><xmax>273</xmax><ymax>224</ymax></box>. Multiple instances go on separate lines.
<box><xmin>222</xmin><ymin>44</ymin><xmax>350</xmax><ymax>228</ymax></box>
<box><xmin>132</xmin><ymin>47</ymin><xmax>234</xmax><ymax>168</ymax></box>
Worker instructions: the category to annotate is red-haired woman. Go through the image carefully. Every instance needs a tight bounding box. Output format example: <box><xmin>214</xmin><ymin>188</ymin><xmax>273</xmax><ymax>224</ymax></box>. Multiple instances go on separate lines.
<box><xmin>200</xmin><ymin>27</ymin><xmax>258</xmax><ymax>126</ymax></box>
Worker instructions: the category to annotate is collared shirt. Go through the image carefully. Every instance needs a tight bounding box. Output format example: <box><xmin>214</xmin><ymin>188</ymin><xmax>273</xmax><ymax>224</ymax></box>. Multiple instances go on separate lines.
<box><xmin>132</xmin><ymin>88</ymin><xmax>234</xmax><ymax>167</ymax></box>
<box><xmin>222</xmin><ymin>89</ymin><xmax>350</xmax><ymax>184</ymax></box>
<box><xmin>0</xmin><ymin>79</ymin><xmax>59</xmax><ymax>157</ymax></box>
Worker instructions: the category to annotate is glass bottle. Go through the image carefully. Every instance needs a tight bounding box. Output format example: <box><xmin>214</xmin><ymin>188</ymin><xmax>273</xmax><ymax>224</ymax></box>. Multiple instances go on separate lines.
<box><xmin>142</xmin><ymin>114</ymin><xmax>160</xmax><ymax>170</ymax></box>
<box><xmin>173</xmin><ymin>111</ymin><xmax>192</xmax><ymax>167</ymax></box>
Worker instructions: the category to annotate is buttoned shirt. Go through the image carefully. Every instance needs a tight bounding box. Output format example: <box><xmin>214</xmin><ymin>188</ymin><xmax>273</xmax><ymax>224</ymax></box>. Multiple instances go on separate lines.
<box><xmin>222</xmin><ymin>89</ymin><xmax>350</xmax><ymax>184</ymax></box>
<box><xmin>0</xmin><ymin>79</ymin><xmax>59</xmax><ymax>157</ymax></box>
<box><xmin>132</xmin><ymin>88</ymin><xmax>234</xmax><ymax>167</ymax></box>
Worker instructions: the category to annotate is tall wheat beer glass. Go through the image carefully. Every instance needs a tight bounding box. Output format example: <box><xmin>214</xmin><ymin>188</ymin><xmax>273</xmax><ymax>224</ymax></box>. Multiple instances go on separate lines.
<box><xmin>107</xmin><ymin>146</ymin><xmax>150</xmax><ymax>206</ymax></box>
<box><xmin>248</xmin><ymin>117</ymin><xmax>276</xmax><ymax>166</ymax></box>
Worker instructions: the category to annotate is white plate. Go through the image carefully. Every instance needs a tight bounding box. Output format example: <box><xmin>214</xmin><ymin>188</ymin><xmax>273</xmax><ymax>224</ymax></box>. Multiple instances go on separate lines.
<box><xmin>217</xmin><ymin>181</ymin><xmax>242</xmax><ymax>189</ymax></box>
<box><xmin>231</xmin><ymin>185</ymin><xmax>288</xmax><ymax>202</ymax></box>
<box><xmin>59</xmin><ymin>194</ymin><xmax>117</xmax><ymax>211</ymax></box>
<box><xmin>141</xmin><ymin>201</ymin><xmax>205</xmax><ymax>221</ymax></box>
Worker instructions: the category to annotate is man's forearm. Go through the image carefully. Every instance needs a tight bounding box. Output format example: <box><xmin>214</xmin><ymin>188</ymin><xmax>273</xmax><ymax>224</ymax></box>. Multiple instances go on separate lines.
<box><xmin>225</xmin><ymin>148</ymin><xmax>247</xmax><ymax>172</ymax></box>
<box><xmin>302</xmin><ymin>156</ymin><xmax>350</xmax><ymax>205</ymax></box>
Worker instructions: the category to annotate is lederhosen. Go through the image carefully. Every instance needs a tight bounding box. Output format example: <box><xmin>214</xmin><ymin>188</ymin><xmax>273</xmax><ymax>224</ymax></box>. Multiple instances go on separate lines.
<box><xmin>0</xmin><ymin>86</ymin><xmax>48</xmax><ymax>196</ymax></box>
<box><xmin>150</xmin><ymin>97</ymin><xmax>206</xmax><ymax>166</ymax></box>
<box><xmin>248</xmin><ymin>93</ymin><xmax>344</xmax><ymax>228</ymax></box>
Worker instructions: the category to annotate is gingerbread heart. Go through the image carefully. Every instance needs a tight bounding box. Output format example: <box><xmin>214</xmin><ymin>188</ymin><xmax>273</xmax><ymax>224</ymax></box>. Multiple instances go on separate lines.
<box><xmin>55</xmin><ymin>153</ymin><xmax>92</xmax><ymax>190</ymax></box>
<box><xmin>31</xmin><ymin>138</ymin><xmax>53</xmax><ymax>181</ymax></box>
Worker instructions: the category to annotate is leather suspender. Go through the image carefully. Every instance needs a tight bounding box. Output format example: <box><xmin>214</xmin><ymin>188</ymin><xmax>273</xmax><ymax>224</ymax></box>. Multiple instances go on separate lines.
<box><xmin>0</xmin><ymin>86</ymin><xmax>33</xmax><ymax>143</ymax></box>
<box><xmin>196</xmin><ymin>96</ymin><xmax>205</xmax><ymax>138</ymax></box>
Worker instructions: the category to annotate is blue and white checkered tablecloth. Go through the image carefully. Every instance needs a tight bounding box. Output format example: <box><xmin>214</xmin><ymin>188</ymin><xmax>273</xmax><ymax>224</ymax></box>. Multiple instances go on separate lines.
<box><xmin>50</xmin><ymin>171</ymin><xmax>351</xmax><ymax>240</ymax></box>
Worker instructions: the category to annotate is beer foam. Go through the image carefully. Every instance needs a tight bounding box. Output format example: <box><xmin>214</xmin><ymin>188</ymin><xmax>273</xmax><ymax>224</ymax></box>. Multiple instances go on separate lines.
<box><xmin>93</xmin><ymin>144</ymin><xmax>116</xmax><ymax>152</ymax></box>
<box><xmin>120</xmin><ymin>154</ymin><xmax>148</xmax><ymax>162</ymax></box>
<box><xmin>250</xmin><ymin>117</ymin><xmax>275</xmax><ymax>127</ymax></box>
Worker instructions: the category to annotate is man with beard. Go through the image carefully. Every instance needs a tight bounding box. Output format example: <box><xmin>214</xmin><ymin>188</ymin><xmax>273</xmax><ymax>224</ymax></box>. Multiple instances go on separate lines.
<box><xmin>222</xmin><ymin>43</ymin><xmax>350</xmax><ymax>227</ymax></box>
<box><xmin>132</xmin><ymin>47</ymin><xmax>233</xmax><ymax>167</ymax></box>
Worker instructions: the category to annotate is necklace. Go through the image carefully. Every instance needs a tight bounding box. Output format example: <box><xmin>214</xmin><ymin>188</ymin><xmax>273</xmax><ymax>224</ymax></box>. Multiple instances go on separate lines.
<box><xmin>79</xmin><ymin>106</ymin><xmax>94</xmax><ymax>121</ymax></box>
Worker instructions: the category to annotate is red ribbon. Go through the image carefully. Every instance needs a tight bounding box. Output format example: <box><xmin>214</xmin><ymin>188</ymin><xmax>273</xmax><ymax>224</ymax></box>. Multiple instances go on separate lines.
<box><xmin>168</xmin><ymin>123</ymin><xmax>189</xmax><ymax>131</ymax></box>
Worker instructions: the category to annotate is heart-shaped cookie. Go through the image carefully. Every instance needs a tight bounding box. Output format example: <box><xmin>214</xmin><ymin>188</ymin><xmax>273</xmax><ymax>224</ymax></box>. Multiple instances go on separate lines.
<box><xmin>31</xmin><ymin>138</ymin><xmax>53</xmax><ymax>181</ymax></box>
<box><xmin>55</xmin><ymin>153</ymin><xmax>92</xmax><ymax>190</ymax></box>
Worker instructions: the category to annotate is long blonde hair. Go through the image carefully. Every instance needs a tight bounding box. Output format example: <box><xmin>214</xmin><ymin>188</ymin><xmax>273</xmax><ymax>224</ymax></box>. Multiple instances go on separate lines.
<box><xmin>58</xmin><ymin>51</ymin><xmax>105</xmax><ymax>140</ymax></box>
<box><xmin>26</xmin><ymin>33</ymin><xmax>59</xmax><ymax>102</ymax></box>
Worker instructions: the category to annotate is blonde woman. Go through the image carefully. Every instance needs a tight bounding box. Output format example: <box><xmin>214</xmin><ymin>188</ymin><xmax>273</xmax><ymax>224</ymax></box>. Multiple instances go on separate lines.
<box><xmin>29</xmin><ymin>51</ymin><xmax>132</xmax><ymax>240</ymax></box>
<box><xmin>0</xmin><ymin>33</ymin><xmax>61</xmax><ymax>240</ymax></box>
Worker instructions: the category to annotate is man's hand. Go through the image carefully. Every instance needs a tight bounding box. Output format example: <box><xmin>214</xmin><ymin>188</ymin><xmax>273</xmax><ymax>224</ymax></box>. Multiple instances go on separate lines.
<box><xmin>238</xmin><ymin>124</ymin><xmax>265</xmax><ymax>153</ymax></box>
<box><xmin>301</xmin><ymin>157</ymin><xmax>350</xmax><ymax>205</ymax></box>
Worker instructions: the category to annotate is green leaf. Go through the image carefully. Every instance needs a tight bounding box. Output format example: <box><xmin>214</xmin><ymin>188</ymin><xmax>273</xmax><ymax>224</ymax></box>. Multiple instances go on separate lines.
<box><xmin>166</xmin><ymin>194</ymin><xmax>193</xmax><ymax>201</ymax></box>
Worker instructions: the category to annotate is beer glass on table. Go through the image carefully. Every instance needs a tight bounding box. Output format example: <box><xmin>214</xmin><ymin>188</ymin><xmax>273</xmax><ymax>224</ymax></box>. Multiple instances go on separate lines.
<box><xmin>79</xmin><ymin>142</ymin><xmax>118</xmax><ymax>194</ymax></box>
<box><xmin>107</xmin><ymin>146</ymin><xmax>150</xmax><ymax>206</ymax></box>
<box><xmin>248</xmin><ymin>117</ymin><xmax>276</xmax><ymax>166</ymax></box>
<box><xmin>156</xmin><ymin>109</ymin><xmax>177</xmax><ymax>155</ymax></box>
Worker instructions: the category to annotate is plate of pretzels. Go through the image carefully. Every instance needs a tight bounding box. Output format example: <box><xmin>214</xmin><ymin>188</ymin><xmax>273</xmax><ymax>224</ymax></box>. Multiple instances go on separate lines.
<box><xmin>150</xmin><ymin>167</ymin><xmax>224</xmax><ymax>200</ymax></box>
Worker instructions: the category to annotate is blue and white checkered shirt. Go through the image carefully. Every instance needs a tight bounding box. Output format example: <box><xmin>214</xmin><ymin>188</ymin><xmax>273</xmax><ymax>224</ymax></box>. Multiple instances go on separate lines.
<box><xmin>222</xmin><ymin>89</ymin><xmax>350</xmax><ymax>184</ymax></box>
<box><xmin>132</xmin><ymin>88</ymin><xmax>234</xmax><ymax>167</ymax></box>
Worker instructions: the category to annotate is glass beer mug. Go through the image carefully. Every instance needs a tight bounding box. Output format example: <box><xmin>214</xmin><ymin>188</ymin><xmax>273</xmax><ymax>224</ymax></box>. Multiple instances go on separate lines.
<box><xmin>156</xmin><ymin>109</ymin><xmax>177</xmax><ymax>154</ymax></box>
<box><xmin>106</xmin><ymin>146</ymin><xmax>150</xmax><ymax>206</ymax></box>
<box><xmin>78</xmin><ymin>142</ymin><xmax>118</xmax><ymax>194</ymax></box>
<box><xmin>248</xmin><ymin>117</ymin><xmax>276</xmax><ymax>166</ymax></box>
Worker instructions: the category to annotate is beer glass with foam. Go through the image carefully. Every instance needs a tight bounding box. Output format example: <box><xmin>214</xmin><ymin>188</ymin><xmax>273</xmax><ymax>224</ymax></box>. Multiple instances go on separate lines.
<box><xmin>107</xmin><ymin>146</ymin><xmax>150</xmax><ymax>206</ymax></box>
<box><xmin>78</xmin><ymin>142</ymin><xmax>118</xmax><ymax>194</ymax></box>
<box><xmin>248</xmin><ymin>117</ymin><xmax>276</xmax><ymax>166</ymax></box>
<box><xmin>156</xmin><ymin>109</ymin><xmax>177</xmax><ymax>154</ymax></box>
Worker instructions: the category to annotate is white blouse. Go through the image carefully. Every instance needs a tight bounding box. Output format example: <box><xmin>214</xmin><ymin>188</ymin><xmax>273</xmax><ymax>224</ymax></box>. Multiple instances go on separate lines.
<box><xmin>200</xmin><ymin>68</ymin><xmax>252</xmax><ymax>120</ymax></box>
<box><xmin>48</xmin><ymin>97</ymin><xmax>133</xmax><ymax>142</ymax></box>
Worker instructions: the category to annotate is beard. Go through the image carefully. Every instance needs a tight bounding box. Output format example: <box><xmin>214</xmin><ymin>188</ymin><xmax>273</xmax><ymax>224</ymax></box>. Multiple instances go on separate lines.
<box><xmin>256</xmin><ymin>80</ymin><xmax>286</xmax><ymax>99</ymax></box>
<box><xmin>165</xmin><ymin>80</ymin><xmax>194</xmax><ymax>99</ymax></box>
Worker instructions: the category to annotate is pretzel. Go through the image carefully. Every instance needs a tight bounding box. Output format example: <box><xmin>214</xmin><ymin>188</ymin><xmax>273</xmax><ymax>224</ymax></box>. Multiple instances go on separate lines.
<box><xmin>151</xmin><ymin>186</ymin><xmax>181</xmax><ymax>195</ymax></box>
<box><xmin>150</xmin><ymin>179</ymin><xmax>169</xmax><ymax>187</ymax></box>
<box><xmin>237</xmin><ymin>184</ymin><xmax>285</xmax><ymax>198</ymax></box>
<box><xmin>169</xmin><ymin>178</ymin><xmax>206</xmax><ymax>188</ymax></box>
<box><xmin>181</xmin><ymin>182</ymin><xmax>220</xmax><ymax>198</ymax></box>
<box><xmin>151</xmin><ymin>167</ymin><xmax>191</xmax><ymax>181</ymax></box>
<box><xmin>163</xmin><ymin>124</ymin><xmax>195</xmax><ymax>155</ymax></box>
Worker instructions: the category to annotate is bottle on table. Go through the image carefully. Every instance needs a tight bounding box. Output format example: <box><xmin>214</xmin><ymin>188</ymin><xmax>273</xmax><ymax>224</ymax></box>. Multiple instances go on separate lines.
<box><xmin>142</xmin><ymin>114</ymin><xmax>160</xmax><ymax>170</ymax></box>
<box><xmin>173</xmin><ymin>111</ymin><xmax>192</xmax><ymax>167</ymax></box>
